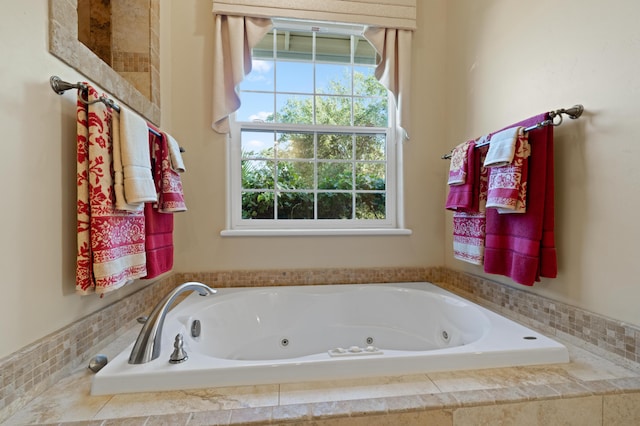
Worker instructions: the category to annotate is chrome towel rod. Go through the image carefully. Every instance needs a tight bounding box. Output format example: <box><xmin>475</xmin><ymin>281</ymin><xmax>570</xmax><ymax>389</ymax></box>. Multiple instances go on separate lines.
<box><xmin>49</xmin><ymin>76</ymin><xmax>176</xmax><ymax>147</ymax></box>
<box><xmin>441</xmin><ymin>104</ymin><xmax>584</xmax><ymax>159</ymax></box>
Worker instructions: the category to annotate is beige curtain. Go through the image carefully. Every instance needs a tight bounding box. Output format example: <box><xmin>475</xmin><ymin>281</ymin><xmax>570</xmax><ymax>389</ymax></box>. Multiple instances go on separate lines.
<box><xmin>364</xmin><ymin>27</ymin><xmax>412</xmax><ymax>139</ymax></box>
<box><xmin>212</xmin><ymin>15</ymin><xmax>272</xmax><ymax>133</ymax></box>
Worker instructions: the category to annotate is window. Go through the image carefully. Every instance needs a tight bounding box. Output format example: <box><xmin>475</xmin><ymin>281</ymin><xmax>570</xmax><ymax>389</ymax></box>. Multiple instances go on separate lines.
<box><xmin>225</xmin><ymin>19</ymin><xmax>406</xmax><ymax>235</ymax></box>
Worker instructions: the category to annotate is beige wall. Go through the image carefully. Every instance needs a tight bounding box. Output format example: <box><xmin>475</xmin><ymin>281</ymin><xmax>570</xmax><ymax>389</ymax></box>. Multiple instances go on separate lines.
<box><xmin>167</xmin><ymin>0</ymin><xmax>446</xmax><ymax>272</ymax></box>
<box><xmin>443</xmin><ymin>0</ymin><xmax>640</xmax><ymax>326</ymax></box>
<box><xmin>0</xmin><ymin>0</ymin><xmax>173</xmax><ymax>359</ymax></box>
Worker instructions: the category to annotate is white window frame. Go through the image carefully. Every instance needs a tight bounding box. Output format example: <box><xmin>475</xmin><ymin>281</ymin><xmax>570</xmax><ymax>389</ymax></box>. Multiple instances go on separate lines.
<box><xmin>222</xmin><ymin>20</ymin><xmax>410</xmax><ymax>237</ymax></box>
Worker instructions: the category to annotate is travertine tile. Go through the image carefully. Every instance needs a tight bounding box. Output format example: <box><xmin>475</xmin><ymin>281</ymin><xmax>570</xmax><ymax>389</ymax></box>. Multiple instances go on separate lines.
<box><xmin>3</xmin><ymin>369</ymin><xmax>112</xmax><ymax>425</ymax></box>
<box><xmin>94</xmin><ymin>385</ymin><xmax>278</xmax><ymax>419</ymax></box>
<box><xmin>537</xmin><ymin>396</ymin><xmax>602</xmax><ymax>425</ymax></box>
<box><xmin>454</xmin><ymin>400</ymin><xmax>541</xmax><ymax>426</ymax></box>
<box><xmin>280</xmin><ymin>374</ymin><xmax>439</xmax><ymax>404</ymax></box>
<box><xmin>603</xmin><ymin>393</ymin><xmax>640</xmax><ymax>425</ymax></box>
<box><xmin>427</xmin><ymin>365</ymin><xmax>572</xmax><ymax>393</ymax></box>
<box><xmin>455</xmin><ymin>396</ymin><xmax>602</xmax><ymax>426</ymax></box>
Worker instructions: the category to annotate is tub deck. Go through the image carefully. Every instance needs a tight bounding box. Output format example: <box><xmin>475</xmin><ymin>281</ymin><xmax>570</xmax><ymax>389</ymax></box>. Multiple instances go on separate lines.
<box><xmin>7</xmin><ymin>316</ymin><xmax>640</xmax><ymax>425</ymax></box>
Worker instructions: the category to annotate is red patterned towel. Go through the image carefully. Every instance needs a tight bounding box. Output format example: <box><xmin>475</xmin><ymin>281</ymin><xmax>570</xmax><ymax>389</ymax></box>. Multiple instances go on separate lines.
<box><xmin>486</xmin><ymin>132</ymin><xmax>530</xmax><ymax>213</ymax></box>
<box><xmin>483</xmin><ymin>113</ymin><xmax>557</xmax><ymax>286</ymax></box>
<box><xmin>445</xmin><ymin>141</ymin><xmax>477</xmax><ymax>211</ymax></box>
<box><xmin>451</xmin><ymin>146</ymin><xmax>489</xmax><ymax>265</ymax></box>
<box><xmin>76</xmin><ymin>85</ymin><xmax>147</xmax><ymax>295</ymax></box>
<box><xmin>447</xmin><ymin>140</ymin><xmax>472</xmax><ymax>185</ymax></box>
<box><xmin>156</xmin><ymin>131</ymin><xmax>187</xmax><ymax>213</ymax></box>
<box><xmin>142</xmin><ymin>129</ymin><xmax>175</xmax><ymax>279</ymax></box>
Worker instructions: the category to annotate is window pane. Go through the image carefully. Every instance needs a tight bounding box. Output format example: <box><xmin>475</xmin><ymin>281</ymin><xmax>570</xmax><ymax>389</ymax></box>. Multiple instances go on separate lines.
<box><xmin>240</xmin><ymin>59</ymin><xmax>274</xmax><ymax>92</ymax></box>
<box><xmin>356</xmin><ymin>163</ymin><xmax>386</xmax><ymax>190</ymax></box>
<box><xmin>318</xmin><ymin>162</ymin><xmax>352</xmax><ymax>190</ymax></box>
<box><xmin>277</xmin><ymin>132</ymin><xmax>314</xmax><ymax>159</ymax></box>
<box><xmin>316</xmin><ymin>33</ymin><xmax>351</xmax><ymax>64</ymax></box>
<box><xmin>276</xmin><ymin>31</ymin><xmax>312</xmax><ymax>61</ymax></box>
<box><xmin>356</xmin><ymin>193</ymin><xmax>386</xmax><ymax>219</ymax></box>
<box><xmin>318</xmin><ymin>133</ymin><xmax>352</xmax><ymax>160</ymax></box>
<box><xmin>241</xmin><ymin>130</ymin><xmax>275</xmax><ymax>158</ymax></box>
<box><xmin>318</xmin><ymin>192</ymin><xmax>352</xmax><ymax>219</ymax></box>
<box><xmin>354</xmin><ymin>35</ymin><xmax>378</xmax><ymax>65</ymax></box>
<box><xmin>277</xmin><ymin>161</ymin><xmax>314</xmax><ymax>190</ymax></box>
<box><xmin>276</xmin><ymin>94</ymin><xmax>313</xmax><ymax>124</ymax></box>
<box><xmin>242</xmin><ymin>160</ymin><xmax>274</xmax><ymax>189</ymax></box>
<box><xmin>316</xmin><ymin>96</ymin><xmax>352</xmax><ymax>126</ymax></box>
<box><xmin>316</xmin><ymin>64</ymin><xmax>351</xmax><ymax>95</ymax></box>
<box><xmin>354</xmin><ymin>96</ymin><xmax>388</xmax><ymax>127</ymax></box>
<box><xmin>253</xmin><ymin>32</ymin><xmax>274</xmax><ymax>59</ymax></box>
<box><xmin>236</xmin><ymin>92</ymin><xmax>274</xmax><ymax>122</ymax></box>
<box><xmin>276</xmin><ymin>61</ymin><xmax>313</xmax><ymax>93</ymax></box>
<box><xmin>278</xmin><ymin>192</ymin><xmax>314</xmax><ymax>219</ymax></box>
<box><xmin>353</xmin><ymin>67</ymin><xmax>385</xmax><ymax>96</ymax></box>
<box><xmin>242</xmin><ymin>191</ymin><xmax>275</xmax><ymax>219</ymax></box>
<box><xmin>356</xmin><ymin>134</ymin><xmax>386</xmax><ymax>161</ymax></box>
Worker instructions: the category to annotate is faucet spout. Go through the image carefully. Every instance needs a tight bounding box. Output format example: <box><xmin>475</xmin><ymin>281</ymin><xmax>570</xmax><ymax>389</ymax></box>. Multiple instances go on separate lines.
<box><xmin>128</xmin><ymin>282</ymin><xmax>216</xmax><ymax>364</ymax></box>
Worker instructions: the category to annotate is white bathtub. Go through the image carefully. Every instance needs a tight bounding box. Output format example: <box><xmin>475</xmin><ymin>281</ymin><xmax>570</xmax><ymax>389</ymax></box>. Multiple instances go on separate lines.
<box><xmin>91</xmin><ymin>282</ymin><xmax>569</xmax><ymax>395</ymax></box>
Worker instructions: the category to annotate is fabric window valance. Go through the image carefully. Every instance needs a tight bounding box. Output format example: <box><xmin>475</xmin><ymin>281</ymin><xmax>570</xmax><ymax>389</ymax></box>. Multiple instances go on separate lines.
<box><xmin>211</xmin><ymin>0</ymin><xmax>417</xmax><ymax>31</ymax></box>
<box><xmin>211</xmin><ymin>2</ymin><xmax>414</xmax><ymax>138</ymax></box>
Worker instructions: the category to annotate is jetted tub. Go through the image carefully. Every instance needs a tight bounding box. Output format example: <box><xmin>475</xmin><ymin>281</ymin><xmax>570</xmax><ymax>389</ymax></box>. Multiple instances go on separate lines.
<box><xmin>91</xmin><ymin>282</ymin><xmax>569</xmax><ymax>395</ymax></box>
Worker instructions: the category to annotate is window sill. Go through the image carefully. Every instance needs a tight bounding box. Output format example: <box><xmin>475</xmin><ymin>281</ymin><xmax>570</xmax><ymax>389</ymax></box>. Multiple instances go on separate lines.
<box><xmin>220</xmin><ymin>228</ymin><xmax>413</xmax><ymax>237</ymax></box>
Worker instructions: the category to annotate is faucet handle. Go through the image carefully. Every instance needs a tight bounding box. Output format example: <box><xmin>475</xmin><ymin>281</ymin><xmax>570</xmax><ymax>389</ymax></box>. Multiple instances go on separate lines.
<box><xmin>169</xmin><ymin>334</ymin><xmax>188</xmax><ymax>364</ymax></box>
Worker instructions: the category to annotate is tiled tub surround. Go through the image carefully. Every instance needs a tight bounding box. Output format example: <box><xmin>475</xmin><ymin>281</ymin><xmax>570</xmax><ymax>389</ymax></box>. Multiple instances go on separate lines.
<box><xmin>2</xmin><ymin>267</ymin><xmax>640</xmax><ymax>424</ymax></box>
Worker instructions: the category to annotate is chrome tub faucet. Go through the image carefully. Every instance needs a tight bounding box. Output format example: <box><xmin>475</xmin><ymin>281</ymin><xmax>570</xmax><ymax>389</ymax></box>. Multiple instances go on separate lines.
<box><xmin>128</xmin><ymin>282</ymin><xmax>216</xmax><ymax>364</ymax></box>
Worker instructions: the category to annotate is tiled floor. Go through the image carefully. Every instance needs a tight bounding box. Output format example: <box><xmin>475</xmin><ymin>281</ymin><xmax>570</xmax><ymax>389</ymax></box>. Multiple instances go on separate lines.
<box><xmin>5</xmin><ymin>322</ymin><xmax>640</xmax><ymax>425</ymax></box>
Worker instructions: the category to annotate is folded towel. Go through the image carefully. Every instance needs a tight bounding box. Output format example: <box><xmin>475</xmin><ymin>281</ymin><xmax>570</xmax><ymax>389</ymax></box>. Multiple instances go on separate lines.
<box><xmin>152</xmin><ymin>130</ymin><xmax>187</xmax><ymax>213</ymax></box>
<box><xmin>142</xmin><ymin>200</ymin><xmax>174</xmax><ymax>279</ymax></box>
<box><xmin>450</xmin><ymin>146</ymin><xmax>490</xmax><ymax>266</ymax></box>
<box><xmin>76</xmin><ymin>85</ymin><xmax>147</xmax><ymax>296</ymax></box>
<box><xmin>112</xmin><ymin>111</ymin><xmax>144</xmax><ymax>212</ymax></box>
<box><xmin>165</xmin><ymin>132</ymin><xmax>186</xmax><ymax>172</ymax></box>
<box><xmin>484</xmin><ymin>126</ymin><xmax>523</xmax><ymax>168</ymax></box>
<box><xmin>119</xmin><ymin>107</ymin><xmax>157</xmax><ymax>204</ymax></box>
<box><xmin>453</xmin><ymin>211</ymin><xmax>486</xmax><ymax>265</ymax></box>
<box><xmin>447</xmin><ymin>140</ymin><xmax>472</xmax><ymax>185</ymax></box>
<box><xmin>486</xmin><ymin>132</ymin><xmax>531</xmax><ymax>213</ymax></box>
<box><xmin>484</xmin><ymin>114</ymin><xmax>557</xmax><ymax>286</ymax></box>
<box><xmin>445</xmin><ymin>141</ymin><xmax>478</xmax><ymax>211</ymax></box>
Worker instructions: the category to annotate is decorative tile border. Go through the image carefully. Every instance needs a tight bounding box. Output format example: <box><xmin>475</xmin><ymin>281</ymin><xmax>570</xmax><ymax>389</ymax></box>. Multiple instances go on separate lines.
<box><xmin>3</xmin><ymin>266</ymin><xmax>640</xmax><ymax>423</ymax></box>
<box><xmin>0</xmin><ymin>273</ymin><xmax>178</xmax><ymax>423</ymax></box>
<box><xmin>176</xmin><ymin>266</ymin><xmax>439</xmax><ymax>288</ymax></box>
<box><xmin>435</xmin><ymin>269</ymin><xmax>640</xmax><ymax>370</ymax></box>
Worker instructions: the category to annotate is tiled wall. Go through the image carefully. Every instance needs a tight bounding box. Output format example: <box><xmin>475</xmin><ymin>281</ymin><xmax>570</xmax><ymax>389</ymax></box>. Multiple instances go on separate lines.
<box><xmin>2</xmin><ymin>267</ymin><xmax>639</xmax><ymax>423</ymax></box>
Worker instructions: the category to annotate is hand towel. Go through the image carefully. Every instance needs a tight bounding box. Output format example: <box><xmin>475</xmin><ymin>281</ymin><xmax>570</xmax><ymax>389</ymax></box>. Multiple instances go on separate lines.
<box><xmin>76</xmin><ymin>85</ymin><xmax>147</xmax><ymax>296</ymax></box>
<box><xmin>486</xmin><ymin>132</ymin><xmax>531</xmax><ymax>213</ymax></box>
<box><xmin>445</xmin><ymin>140</ymin><xmax>477</xmax><ymax>211</ymax></box>
<box><xmin>453</xmin><ymin>211</ymin><xmax>486</xmax><ymax>265</ymax></box>
<box><xmin>140</xmin><ymin>130</ymin><xmax>177</xmax><ymax>279</ymax></box>
<box><xmin>483</xmin><ymin>113</ymin><xmax>557</xmax><ymax>286</ymax></box>
<box><xmin>451</xmin><ymin>147</ymin><xmax>489</xmax><ymax>265</ymax></box>
<box><xmin>156</xmin><ymin>131</ymin><xmax>187</xmax><ymax>213</ymax></box>
<box><xmin>447</xmin><ymin>140</ymin><xmax>472</xmax><ymax>185</ymax></box>
<box><xmin>483</xmin><ymin>126</ymin><xmax>523</xmax><ymax>168</ymax></box>
<box><xmin>119</xmin><ymin>107</ymin><xmax>157</xmax><ymax>204</ymax></box>
<box><xmin>165</xmin><ymin>132</ymin><xmax>186</xmax><ymax>172</ymax></box>
<box><xmin>112</xmin><ymin>111</ymin><xmax>144</xmax><ymax>211</ymax></box>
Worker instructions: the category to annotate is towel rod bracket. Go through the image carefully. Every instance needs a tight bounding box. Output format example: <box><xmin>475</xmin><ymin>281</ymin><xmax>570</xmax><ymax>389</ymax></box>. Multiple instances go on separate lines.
<box><xmin>50</xmin><ymin>75</ymin><xmax>85</xmax><ymax>95</ymax></box>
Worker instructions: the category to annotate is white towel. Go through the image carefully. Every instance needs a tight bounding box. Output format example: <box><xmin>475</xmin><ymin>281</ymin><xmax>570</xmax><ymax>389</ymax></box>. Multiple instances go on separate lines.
<box><xmin>119</xmin><ymin>107</ymin><xmax>157</xmax><ymax>204</ymax></box>
<box><xmin>483</xmin><ymin>126</ymin><xmax>523</xmax><ymax>168</ymax></box>
<box><xmin>165</xmin><ymin>132</ymin><xmax>186</xmax><ymax>172</ymax></box>
<box><xmin>112</xmin><ymin>111</ymin><xmax>143</xmax><ymax>211</ymax></box>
